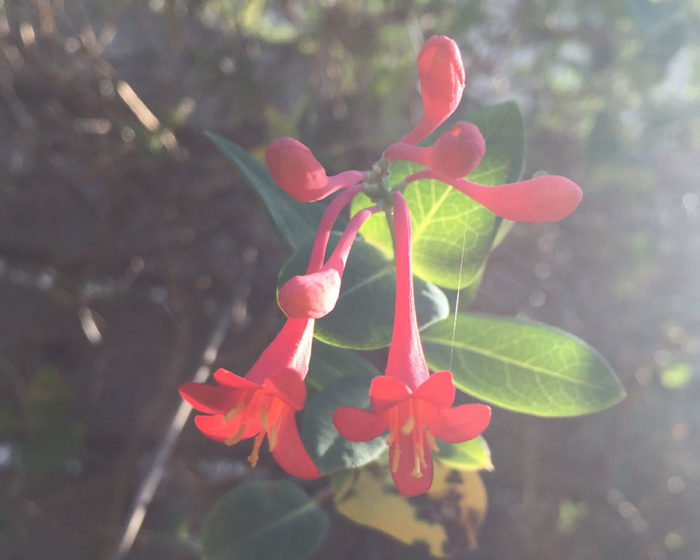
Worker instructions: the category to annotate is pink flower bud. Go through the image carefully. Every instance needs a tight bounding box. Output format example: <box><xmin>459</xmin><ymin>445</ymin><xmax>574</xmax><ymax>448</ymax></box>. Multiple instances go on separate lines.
<box><xmin>418</xmin><ymin>36</ymin><xmax>465</xmax><ymax>122</ymax></box>
<box><xmin>266</xmin><ymin>137</ymin><xmax>327</xmax><ymax>202</ymax></box>
<box><xmin>400</xmin><ymin>36</ymin><xmax>466</xmax><ymax>145</ymax></box>
<box><xmin>278</xmin><ymin>268</ymin><xmax>341</xmax><ymax>319</ymax></box>
<box><xmin>266</xmin><ymin>137</ymin><xmax>366</xmax><ymax>203</ymax></box>
<box><xmin>429</xmin><ymin>122</ymin><xmax>485</xmax><ymax>179</ymax></box>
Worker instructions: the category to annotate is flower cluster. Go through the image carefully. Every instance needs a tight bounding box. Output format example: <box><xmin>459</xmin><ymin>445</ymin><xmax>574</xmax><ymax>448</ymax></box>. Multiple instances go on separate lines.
<box><xmin>180</xmin><ymin>36</ymin><xmax>582</xmax><ymax>495</ymax></box>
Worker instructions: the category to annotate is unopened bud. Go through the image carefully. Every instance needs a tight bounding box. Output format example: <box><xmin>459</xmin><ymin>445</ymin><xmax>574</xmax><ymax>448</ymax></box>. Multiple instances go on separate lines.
<box><xmin>266</xmin><ymin>137</ymin><xmax>328</xmax><ymax>202</ymax></box>
<box><xmin>429</xmin><ymin>122</ymin><xmax>485</xmax><ymax>179</ymax></box>
<box><xmin>278</xmin><ymin>268</ymin><xmax>341</xmax><ymax>319</ymax></box>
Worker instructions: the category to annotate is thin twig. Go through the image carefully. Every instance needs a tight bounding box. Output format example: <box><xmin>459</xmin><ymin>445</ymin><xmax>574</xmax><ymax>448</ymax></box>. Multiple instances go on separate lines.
<box><xmin>111</xmin><ymin>250</ymin><xmax>257</xmax><ymax>559</ymax></box>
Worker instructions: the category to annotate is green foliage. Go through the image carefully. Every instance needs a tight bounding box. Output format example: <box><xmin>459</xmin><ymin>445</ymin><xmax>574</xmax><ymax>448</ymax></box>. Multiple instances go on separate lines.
<box><xmin>436</xmin><ymin>436</ymin><xmax>493</xmax><ymax>471</ymax></box>
<box><xmin>351</xmin><ymin>101</ymin><xmax>524</xmax><ymax>290</ymax></box>
<box><xmin>422</xmin><ymin>314</ymin><xmax>625</xmax><ymax>416</ymax></box>
<box><xmin>201</xmin><ymin>480</ymin><xmax>328</xmax><ymax>560</ymax></box>
<box><xmin>302</xmin><ymin>372</ymin><xmax>386</xmax><ymax>474</ymax></box>
<box><xmin>278</xmin><ymin>233</ymin><xmax>449</xmax><ymax>349</ymax></box>
<box><xmin>206</xmin><ymin>132</ymin><xmax>327</xmax><ymax>251</ymax></box>
<box><xmin>23</xmin><ymin>368</ymin><xmax>84</xmax><ymax>476</ymax></box>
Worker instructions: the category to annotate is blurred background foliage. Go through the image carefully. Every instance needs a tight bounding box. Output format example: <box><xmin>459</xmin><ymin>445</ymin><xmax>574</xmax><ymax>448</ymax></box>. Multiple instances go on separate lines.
<box><xmin>1</xmin><ymin>0</ymin><xmax>699</xmax><ymax>558</ymax></box>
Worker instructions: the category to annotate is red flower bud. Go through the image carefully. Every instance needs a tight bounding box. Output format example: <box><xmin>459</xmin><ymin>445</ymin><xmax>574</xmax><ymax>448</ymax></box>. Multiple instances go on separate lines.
<box><xmin>429</xmin><ymin>122</ymin><xmax>485</xmax><ymax>179</ymax></box>
<box><xmin>266</xmin><ymin>137</ymin><xmax>366</xmax><ymax>203</ymax></box>
<box><xmin>400</xmin><ymin>36</ymin><xmax>466</xmax><ymax>145</ymax></box>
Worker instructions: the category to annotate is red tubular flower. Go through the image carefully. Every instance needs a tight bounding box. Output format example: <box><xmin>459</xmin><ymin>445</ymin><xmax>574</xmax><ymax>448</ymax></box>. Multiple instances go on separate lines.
<box><xmin>386</xmin><ymin>121</ymin><xmax>486</xmax><ymax>180</ymax></box>
<box><xmin>278</xmin><ymin>204</ymin><xmax>378</xmax><ymax>319</ymax></box>
<box><xmin>266</xmin><ymin>137</ymin><xmax>366</xmax><ymax>202</ymax></box>
<box><xmin>179</xmin><ymin>317</ymin><xmax>320</xmax><ymax>479</ymax></box>
<box><xmin>400</xmin><ymin>36</ymin><xmax>466</xmax><ymax>146</ymax></box>
<box><xmin>406</xmin><ymin>169</ymin><xmax>583</xmax><ymax>222</ymax></box>
<box><xmin>333</xmin><ymin>192</ymin><xmax>490</xmax><ymax>496</ymax></box>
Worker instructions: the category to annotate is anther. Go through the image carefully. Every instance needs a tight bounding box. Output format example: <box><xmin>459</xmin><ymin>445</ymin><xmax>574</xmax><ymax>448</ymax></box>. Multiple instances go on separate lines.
<box><xmin>248</xmin><ymin>432</ymin><xmax>265</xmax><ymax>467</ymax></box>
<box><xmin>225</xmin><ymin>423</ymin><xmax>246</xmax><ymax>446</ymax></box>
<box><xmin>224</xmin><ymin>401</ymin><xmax>244</xmax><ymax>421</ymax></box>
<box><xmin>401</xmin><ymin>415</ymin><xmax>415</xmax><ymax>435</ymax></box>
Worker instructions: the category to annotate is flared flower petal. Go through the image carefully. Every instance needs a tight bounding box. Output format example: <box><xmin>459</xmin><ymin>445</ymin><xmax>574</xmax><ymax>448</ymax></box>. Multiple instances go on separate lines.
<box><xmin>413</xmin><ymin>370</ymin><xmax>456</xmax><ymax>409</ymax></box>
<box><xmin>213</xmin><ymin>368</ymin><xmax>260</xmax><ymax>390</ymax></box>
<box><xmin>266</xmin><ymin>137</ymin><xmax>365</xmax><ymax>202</ymax></box>
<box><xmin>369</xmin><ymin>376</ymin><xmax>411</xmax><ymax>414</ymax></box>
<box><xmin>333</xmin><ymin>406</ymin><xmax>387</xmax><ymax>441</ymax></box>
<box><xmin>194</xmin><ymin>413</ymin><xmax>257</xmax><ymax>443</ymax></box>
<box><xmin>430</xmin><ymin>403</ymin><xmax>491</xmax><ymax>444</ymax></box>
<box><xmin>179</xmin><ymin>382</ymin><xmax>239</xmax><ymax>414</ymax></box>
<box><xmin>270</xmin><ymin>409</ymin><xmax>321</xmax><ymax>479</ymax></box>
<box><xmin>263</xmin><ymin>368</ymin><xmax>307</xmax><ymax>411</ymax></box>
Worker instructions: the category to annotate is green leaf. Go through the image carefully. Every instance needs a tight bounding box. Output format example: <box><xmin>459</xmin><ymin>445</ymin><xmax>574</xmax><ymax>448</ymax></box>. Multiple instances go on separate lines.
<box><xmin>206</xmin><ymin>132</ymin><xmax>326</xmax><ymax>250</ymax></box>
<box><xmin>305</xmin><ymin>341</ymin><xmax>376</xmax><ymax>391</ymax></box>
<box><xmin>201</xmin><ymin>480</ymin><xmax>328</xmax><ymax>560</ymax></box>
<box><xmin>467</xmin><ymin>100</ymin><xmax>524</xmax><ymax>186</ymax></box>
<box><xmin>302</xmin><ymin>373</ymin><xmax>387</xmax><ymax>474</ymax></box>
<box><xmin>351</xmin><ymin>101</ymin><xmax>525</xmax><ymax>289</ymax></box>
<box><xmin>278</xmin><ymin>233</ymin><xmax>449</xmax><ymax>349</ymax></box>
<box><xmin>422</xmin><ymin>314</ymin><xmax>625</xmax><ymax>417</ymax></box>
<box><xmin>436</xmin><ymin>436</ymin><xmax>493</xmax><ymax>472</ymax></box>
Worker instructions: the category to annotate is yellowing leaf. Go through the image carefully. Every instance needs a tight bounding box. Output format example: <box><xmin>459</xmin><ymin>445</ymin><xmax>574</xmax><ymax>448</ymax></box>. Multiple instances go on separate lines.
<box><xmin>333</xmin><ymin>462</ymin><xmax>488</xmax><ymax>557</ymax></box>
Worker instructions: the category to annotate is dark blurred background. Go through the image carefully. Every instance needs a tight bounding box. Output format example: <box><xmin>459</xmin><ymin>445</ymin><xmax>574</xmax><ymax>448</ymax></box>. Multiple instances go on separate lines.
<box><xmin>1</xmin><ymin>0</ymin><xmax>699</xmax><ymax>559</ymax></box>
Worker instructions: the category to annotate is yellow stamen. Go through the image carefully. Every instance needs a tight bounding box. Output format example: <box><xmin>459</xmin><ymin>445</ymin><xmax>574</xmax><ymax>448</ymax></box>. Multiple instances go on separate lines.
<box><xmin>391</xmin><ymin>445</ymin><xmax>400</xmax><ymax>473</ymax></box>
<box><xmin>224</xmin><ymin>423</ymin><xmax>246</xmax><ymax>446</ymax></box>
<box><xmin>425</xmin><ymin>429</ymin><xmax>440</xmax><ymax>453</ymax></box>
<box><xmin>411</xmin><ymin>455</ymin><xmax>423</xmax><ymax>478</ymax></box>
<box><xmin>268</xmin><ymin>422</ymin><xmax>279</xmax><ymax>451</ymax></box>
<box><xmin>401</xmin><ymin>414</ymin><xmax>415</xmax><ymax>435</ymax></box>
<box><xmin>260</xmin><ymin>406</ymin><xmax>269</xmax><ymax>432</ymax></box>
<box><xmin>248</xmin><ymin>433</ymin><xmax>265</xmax><ymax>467</ymax></box>
<box><xmin>224</xmin><ymin>401</ymin><xmax>244</xmax><ymax>421</ymax></box>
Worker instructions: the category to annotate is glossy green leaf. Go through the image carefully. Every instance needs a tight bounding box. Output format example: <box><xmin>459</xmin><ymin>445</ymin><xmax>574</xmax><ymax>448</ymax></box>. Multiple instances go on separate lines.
<box><xmin>305</xmin><ymin>341</ymin><xmax>376</xmax><ymax>391</ymax></box>
<box><xmin>206</xmin><ymin>132</ymin><xmax>325</xmax><ymax>250</ymax></box>
<box><xmin>302</xmin><ymin>372</ymin><xmax>386</xmax><ymax>474</ymax></box>
<box><xmin>351</xmin><ymin>102</ymin><xmax>525</xmax><ymax>289</ymax></box>
<box><xmin>278</xmin><ymin>233</ymin><xmax>449</xmax><ymax>349</ymax></box>
<box><xmin>422</xmin><ymin>314</ymin><xmax>625</xmax><ymax>416</ymax></box>
<box><xmin>201</xmin><ymin>480</ymin><xmax>328</xmax><ymax>560</ymax></box>
<box><xmin>436</xmin><ymin>436</ymin><xmax>493</xmax><ymax>471</ymax></box>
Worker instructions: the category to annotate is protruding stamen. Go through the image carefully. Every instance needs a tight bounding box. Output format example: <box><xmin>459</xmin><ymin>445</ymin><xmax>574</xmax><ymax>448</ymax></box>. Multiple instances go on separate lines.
<box><xmin>248</xmin><ymin>433</ymin><xmax>265</xmax><ymax>467</ymax></box>
<box><xmin>268</xmin><ymin>422</ymin><xmax>279</xmax><ymax>451</ymax></box>
<box><xmin>425</xmin><ymin>429</ymin><xmax>440</xmax><ymax>453</ymax></box>
<box><xmin>260</xmin><ymin>406</ymin><xmax>269</xmax><ymax>432</ymax></box>
<box><xmin>225</xmin><ymin>423</ymin><xmax>246</xmax><ymax>446</ymax></box>
<box><xmin>391</xmin><ymin>444</ymin><xmax>401</xmax><ymax>473</ymax></box>
<box><xmin>411</xmin><ymin>455</ymin><xmax>422</xmax><ymax>478</ymax></box>
<box><xmin>401</xmin><ymin>414</ymin><xmax>415</xmax><ymax>435</ymax></box>
<box><xmin>224</xmin><ymin>401</ymin><xmax>244</xmax><ymax>421</ymax></box>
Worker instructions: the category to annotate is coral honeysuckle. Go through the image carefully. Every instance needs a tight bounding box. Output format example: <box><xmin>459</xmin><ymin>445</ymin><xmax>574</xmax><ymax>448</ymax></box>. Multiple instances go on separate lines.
<box><xmin>179</xmin><ymin>318</ymin><xmax>320</xmax><ymax>479</ymax></box>
<box><xmin>179</xmin><ymin>180</ymin><xmax>373</xmax><ymax>478</ymax></box>
<box><xmin>266</xmin><ymin>137</ymin><xmax>367</xmax><ymax>203</ymax></box>
<box><xmin>399</xmin><ymin>35</ymin><xmax>466</xmax><ymax>146</ymax></box>
<box><xmin>387</xmin><ymin>123</ymin><xmax>583</xmax><ymax>222</ymax></box>
<box><xmin>278</xmin><ymin>203</ymin><xmax>379</xmax><ymax>319</ymax></box>
<box><xmin>333</xmin><ymin>192</ymin><xmax>491</xmax><ymax>496</ymax></box>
